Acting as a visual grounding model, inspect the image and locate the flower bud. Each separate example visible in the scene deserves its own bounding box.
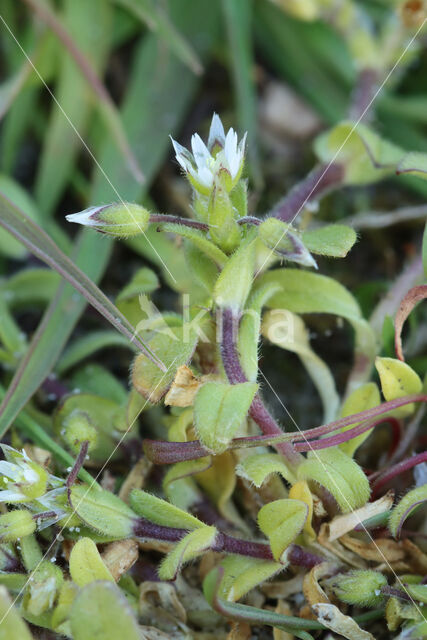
[259,218,317,269]
[208,183,241,253]
[0,510,36,542]
[24,559,63,617]
[66,203,150,238]
[62,411,98,455]
[327,570,387,608]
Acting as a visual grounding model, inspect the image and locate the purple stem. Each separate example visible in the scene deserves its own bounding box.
[144,394,427,465]
[348,68,379,121]
[371,451,427,498]
[380,585,412,602]
[150,214,208,231]
[220,308,301,466]
[294,417,400,452]
[66,441,89,494]
[271,163,344,223]
[133,518,322,565]
[237,216,262,226]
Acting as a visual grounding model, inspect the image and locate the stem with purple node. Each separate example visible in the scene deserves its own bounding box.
[133,517,322,566]
[271,163,344,223]
[220,307,302,467]
[371,451,427,498]
[380,585,412,602]
[150,214,209,231]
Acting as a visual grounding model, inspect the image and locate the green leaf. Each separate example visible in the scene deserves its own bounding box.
[262,309,339,422]
[160,222,228,267]
[1,269,59,307]
[34,0,113,216]
[129,489,205,530]
[69,485,136,538]
[301,224,357,258]
[389,485,427,538]
[158,525,217,580]
[217,555,284,602]
[236,452,296,487]
[339,383,381,456]
[69,581,141,640]
[257,499,308,561]
[69,537,114,587]
[257,268,377,391]
[214,231,257,311]
[194,381,258,453]
[423,223,427,278]
[222,0,261,186]
[314,121,404,185]
[397,151,427,179]
[116,267,159,301]
[0,175,39,259]
[297,448,370,513]
[238,283,281,381]
[375,357,422,417]
[56,331,132,374]
[0,192,162,368]
[113,0,203,75]
[184,240,219,294]
[132,325,198,403]
[0,585,34,640]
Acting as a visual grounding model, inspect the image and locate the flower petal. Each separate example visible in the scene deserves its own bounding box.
[208,113,225,150]
[191,134,211,171]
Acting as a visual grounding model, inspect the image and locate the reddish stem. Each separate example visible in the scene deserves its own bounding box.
[371,451,427,498]
[271,163,344,222]
[294,417,400,452]
[133,517,322,566]
[220,308,301,466]
[150,214,208,231]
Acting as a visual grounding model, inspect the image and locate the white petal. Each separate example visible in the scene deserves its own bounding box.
[23,468,39,484]
[170,137,194,171]
[0,489,26,503]
[0,461,19,481]
[208,113,225,150]
[197,166,214,189]
[224,129,239,177]
[66,207,100,226]
[191,134,211,170]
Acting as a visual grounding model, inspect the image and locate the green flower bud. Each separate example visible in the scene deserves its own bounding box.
[259,218,317,269]
[62,411,97,455]
[23,559,63,617]
[66,203,150,238]
[328,570,387,608]
[208,183,241,253]
[0,510,36,542]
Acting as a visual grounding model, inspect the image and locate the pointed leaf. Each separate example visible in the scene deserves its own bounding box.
[258,499,308,561]
[236,452,296,487]
[69,581,141,640]
[375,357,422,417]
[194,381,258,453]
[301,224,357,258]
[129,489,205,530]
[389,484,427,538]
[158,526,217,580]
[69,537,114,587]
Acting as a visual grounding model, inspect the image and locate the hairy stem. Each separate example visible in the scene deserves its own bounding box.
[271,163,344,223]
[348,68,379,121]
[371,451,427,497]
[150,214,208,230]
[133,517,322,565]
[220,308,302,466]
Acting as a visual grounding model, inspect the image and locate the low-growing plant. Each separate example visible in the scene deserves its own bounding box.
[0,1,427,639]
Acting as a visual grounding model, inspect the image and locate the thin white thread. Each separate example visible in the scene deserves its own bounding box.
[0,13,177,284]
[255,17,427,278]
[0,356,179,624]
[258,368,427,622]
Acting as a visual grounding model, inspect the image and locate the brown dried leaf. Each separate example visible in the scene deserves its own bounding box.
[303,562,338,606]
[119,458,152,503]
[402,538,427,573]
[385,596,421,632]
[327,491,394,542]
[227,622,252,640]
[101,539,139,581]
[139,581,187,632]
[339,535,405,563]
[312,603,375,640]
[395,284,427,361]
[164,365,201,407]
[261,574,304,599]
[317,525,366,568]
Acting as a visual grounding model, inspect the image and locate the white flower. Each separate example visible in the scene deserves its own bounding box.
[171,113,247,194]
[0,446,60,503]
